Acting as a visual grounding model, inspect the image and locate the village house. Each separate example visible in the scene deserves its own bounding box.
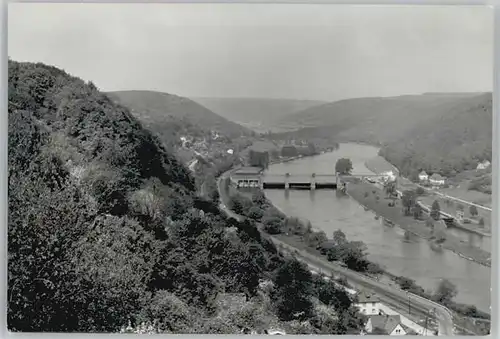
[429,173,445,186]
[476,160,491,170]
[354,292,381,316]
[365,314,407,335]
[418,171,429,182]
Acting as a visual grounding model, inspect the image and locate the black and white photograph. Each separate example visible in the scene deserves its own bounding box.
[7,3,493,335]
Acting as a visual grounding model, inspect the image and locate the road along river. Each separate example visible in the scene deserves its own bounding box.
[263,143,491,313]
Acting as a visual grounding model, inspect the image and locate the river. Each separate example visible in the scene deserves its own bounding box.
[263,143,491,313]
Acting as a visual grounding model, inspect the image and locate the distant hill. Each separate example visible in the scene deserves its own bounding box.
[277,93,484,141]
[107,91,253,138]
[107,91,255,190]
[379,93,492,177]
[273,92,492,176]
[191,97,326,132]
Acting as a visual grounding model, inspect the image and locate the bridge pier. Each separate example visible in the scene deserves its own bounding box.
[311,173,316,190]
[285,172,290,190]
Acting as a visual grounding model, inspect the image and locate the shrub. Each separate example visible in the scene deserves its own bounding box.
[416,187,425,195]
[247,206,264,221]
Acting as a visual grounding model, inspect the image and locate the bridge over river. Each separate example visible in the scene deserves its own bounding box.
[262,173,379,190]
[230,167,381,190]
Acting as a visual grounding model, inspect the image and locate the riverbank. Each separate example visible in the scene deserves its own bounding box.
[365,156,492,236]
[218,161,490,331]
[346,181,491,268]
[264,150,491,268]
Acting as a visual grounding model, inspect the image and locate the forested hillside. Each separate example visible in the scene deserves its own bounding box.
[379,93,492,177]
[274,93,492,176]
[191,97,326,132]
[107,91,255,192]
[107,91,254,138]
[8,60,365,334]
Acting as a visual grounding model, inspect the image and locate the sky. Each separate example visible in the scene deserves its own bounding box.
[8,3,493,101]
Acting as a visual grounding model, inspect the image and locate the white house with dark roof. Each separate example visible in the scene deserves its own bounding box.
[354,292,381,316]
[418,171,429,182]
[429,173,445,186]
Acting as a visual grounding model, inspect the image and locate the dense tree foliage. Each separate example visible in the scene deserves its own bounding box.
[335,158,353,175]
[434,279,458,305]
[469,205,478,217]
[430,200,441,221]
[272,259,314,321]
[8,61,366,334]
[401,190,417,216]
[248,149,270,168]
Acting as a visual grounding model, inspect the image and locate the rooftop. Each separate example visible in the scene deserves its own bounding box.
[356,292,380,304]
[430,173,444,180]
[369,314,402,334]
[233,166,263,175]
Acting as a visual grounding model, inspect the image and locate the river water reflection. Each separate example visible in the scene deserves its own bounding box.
[263,143,491,312]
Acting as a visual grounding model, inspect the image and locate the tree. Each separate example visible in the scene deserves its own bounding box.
[457,204,465,212]
[434,279,457,304]
[228,195,244,215]
[203,175,220,203]
[333,229,347,246]
[469,205,478,217]
[479,217,485,227]
[247,206,264,221]
[416,187,425,195]
[248,149,269,169]
[251,191,267,206]
[401,190,417,216]
[316,279,352,311]
[384,181,397,198]
[273,259,314,321]
[395,276,416,291]
[306,231,328,249]
[335,158,353,175]
[412,203,423,220]
[262,215,283,235]
[281,145,299,158]
[430,200,441,221]
[336,241,368,271]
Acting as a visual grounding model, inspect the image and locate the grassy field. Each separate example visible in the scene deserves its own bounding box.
[440,185,491,208]
[347,182,491,267]
[397,177,492,235]
[366,155,492,234]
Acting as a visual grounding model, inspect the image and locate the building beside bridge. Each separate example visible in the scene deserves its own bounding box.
[230,167,263,188]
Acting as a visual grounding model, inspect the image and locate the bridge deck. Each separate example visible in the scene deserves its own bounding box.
[262,173,377,184]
